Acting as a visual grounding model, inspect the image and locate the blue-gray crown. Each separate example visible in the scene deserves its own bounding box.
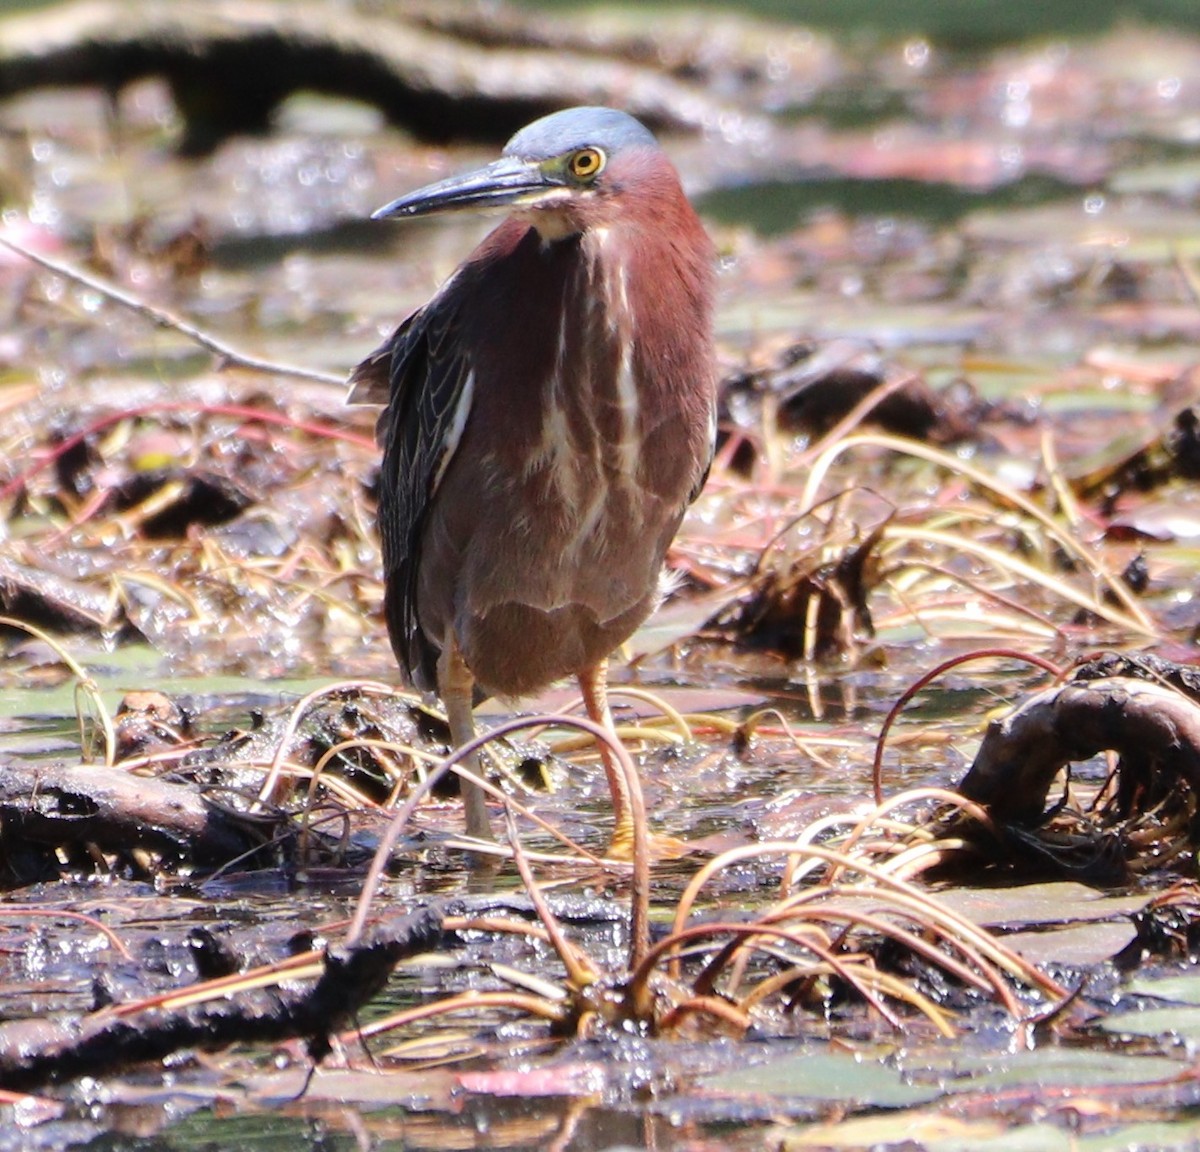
[504,107,659,162]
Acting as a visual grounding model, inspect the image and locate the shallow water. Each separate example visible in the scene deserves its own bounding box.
[4,1,1200,1147]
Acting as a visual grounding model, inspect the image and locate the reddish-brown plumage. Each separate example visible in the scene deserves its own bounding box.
[357,133,715,697]
[350,106,716,851]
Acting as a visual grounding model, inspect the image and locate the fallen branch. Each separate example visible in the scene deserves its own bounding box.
[0,761,259,870]
[0,0,728,149]
[959,672,1200,823]
[0,907,442,1089]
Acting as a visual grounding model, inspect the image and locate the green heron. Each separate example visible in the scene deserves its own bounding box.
[349,107,716,857]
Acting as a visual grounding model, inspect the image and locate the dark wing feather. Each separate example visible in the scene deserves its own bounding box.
[345,344,394,412]
[350,294,474,690]
[687,432,715,507]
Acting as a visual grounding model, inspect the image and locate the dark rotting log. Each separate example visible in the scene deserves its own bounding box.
[0,555,126,636]
[959,668,1200,824]
[0,905,442,1089]
[0,0,733,153]
[0,761,260,868]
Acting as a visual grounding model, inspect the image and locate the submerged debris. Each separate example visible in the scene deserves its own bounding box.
[0,759,261,882]
[946,652,1200,882]
[719,339,988,460]
[0,682,568,888]
[0,905,441,1091]
[709,517,885,662]
[960,652,1200,825]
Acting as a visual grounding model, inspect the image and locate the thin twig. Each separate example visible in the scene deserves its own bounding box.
[504,807,599,989]
[871,649,1063,804]
[801,431,1159,636]
[344,712,650,959]
[0,616,115,766]
[0,234,344,387]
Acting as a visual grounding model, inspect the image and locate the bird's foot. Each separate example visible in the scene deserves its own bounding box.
[604,824,692,863]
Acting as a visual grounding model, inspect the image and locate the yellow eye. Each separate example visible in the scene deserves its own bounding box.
[568,147,605,181]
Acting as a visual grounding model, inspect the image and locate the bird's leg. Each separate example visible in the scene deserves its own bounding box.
[436,641,495,844]
[578,660,637,859]
[579,661,691,863]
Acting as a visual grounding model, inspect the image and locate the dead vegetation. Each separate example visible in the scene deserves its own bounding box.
[6,10,1200,1139]
[4,223,1200,1101]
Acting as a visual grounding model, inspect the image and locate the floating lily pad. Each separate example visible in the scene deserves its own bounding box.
[1126,972,1200,1004]
[702,1045,942,1108]
[777,1113,1200,1151]
[1099,1005,1200,1042]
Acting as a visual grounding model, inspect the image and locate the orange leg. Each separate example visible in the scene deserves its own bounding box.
[437,640,495,846]
[578,659,638,858]
[578,660,691,862]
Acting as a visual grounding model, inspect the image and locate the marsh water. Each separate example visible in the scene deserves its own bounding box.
[4,0,1200,1148]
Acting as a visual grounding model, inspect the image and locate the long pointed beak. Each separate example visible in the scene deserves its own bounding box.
[371,156,564,220]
